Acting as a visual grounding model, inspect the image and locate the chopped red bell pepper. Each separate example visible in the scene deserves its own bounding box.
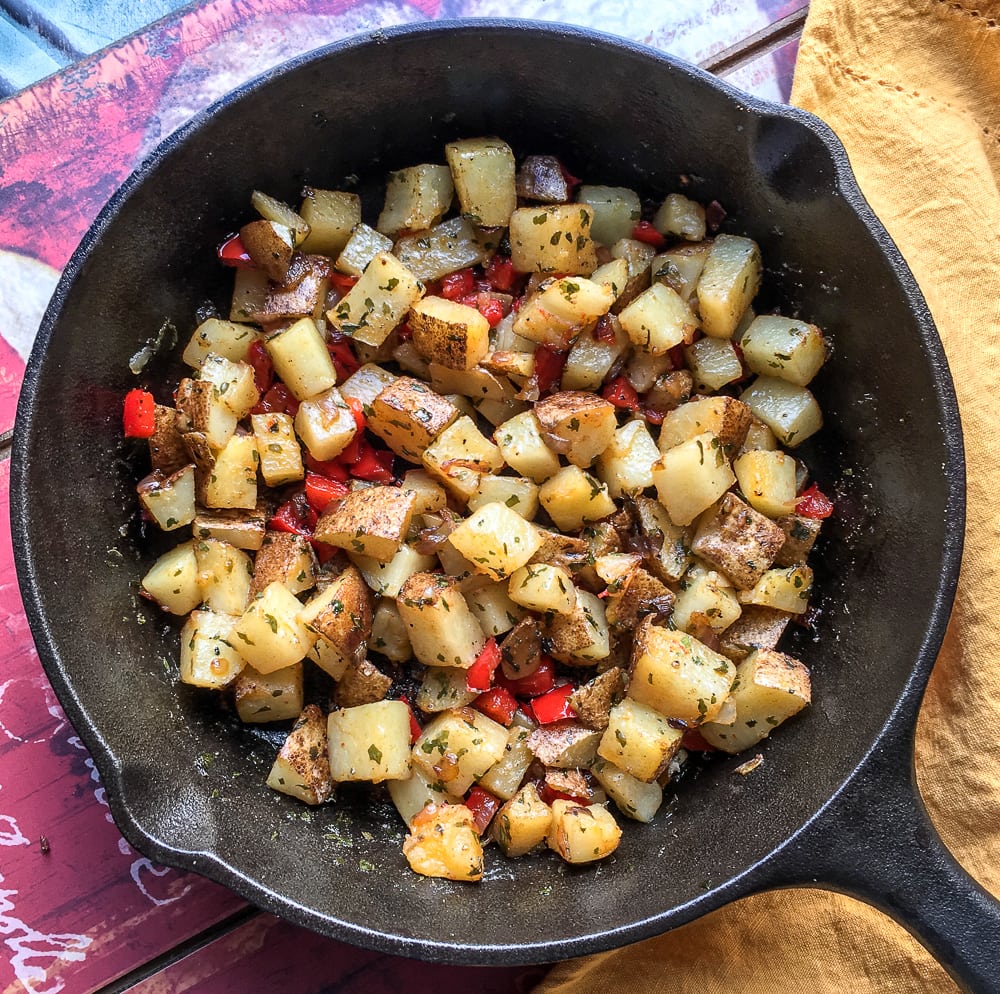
[440,268,476,300]
[497,656,556,698]
[593,314,618,345]
[349,439,395,483]
[397,695,423,743]
[478,295,505,327]
[251,382,299,416]
[305,452,350,481]
[643,407,665,425]
[269,494,317,537]
[396,320,413,342]
[558,160,582,191]
[217,233,255,268]
[472,686,518,727]
[329,270,359,294]
[529,683,576,725]
[601,375,640,411]
[123,388,156,438]
[539,783,592,806]
[796,483,835,519]
[485,254,517,292]
[532,344,568,396]
[681,728,717,752]
[345,396,367,431]
[246,340,275,393]
[631,221,666,249]
[327,338,360,382]
[465,786,502,835]
[466,638,502,693]
[304,472,349,514]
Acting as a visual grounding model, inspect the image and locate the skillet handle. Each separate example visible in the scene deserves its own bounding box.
[769,737,1000,992]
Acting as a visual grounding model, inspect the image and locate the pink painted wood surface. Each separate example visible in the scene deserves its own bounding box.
[0,3,804,993]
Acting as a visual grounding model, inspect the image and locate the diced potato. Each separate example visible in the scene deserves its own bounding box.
[428,361,519,405]
[334,657,392,708]
[175,378,237,451]
[546,800,621,864]
[534,391,617,468]
[596,419,660,498]
[737,565,813,614]
[299,188,361,256]
[182,317,259,368]
[610,237,657,308]
[740,314,827,386]
[561,314,629,391]
[367,376,458,460]
[203,433,258,510]
[251,190,310,245]
[684,336,744,393]
[254,256,330,323]
[396,572,486,668]
[327,252,424,348]
[624,350,673,393]
[249,532,315,599]
[416,665,478,714]
[619,283,698,354]
[651,240,713,304]
[577,185,642,246]
[653,193,707,241]
[516,154,572,202]
[448,502,542,582]
[335,222,394,276]
[141,541,201,615]
[409,296,490,371]
[539,465,617,532]
[229,268,270,323]
[266,705,334,804]
[492,783,553,856]
[314,486,417,562]
[327,700,412,782]
[421,415,503,501]
[568,667,627,730]
[739,417,780,455]
[597,698,684,782]
[542,589,610,662]
[528,723,602,767]
[508,563,577,615]
[603,567,674,633]
[508,204,598,275]
[632,496,693,584]
[591,758,663,823]
[495,411,561,484]
[652,432,736,527]
[398,470,448,515]
[629,619,736,725]
[403,802,483,881]
[307,635,350,681]
[658,396,753,455]
[411,707,508,796]
[264,317,337,401]
[774,513,822,567]
[468,475,539,521]
[298,565,372,671]
[239,219,294,281]
[230,580,316,674]
[148,404,189,475]
[377,164,454,236]
[690,492,786,590]
[512,277,615,348]
[671,565,742,635]
[718,605,792,662]
[198,354,259,418]
[369,599,412,662]
[393,216,489,282]
[338,362,397,414]
[740,375,823,448]
[179,610,244,688]
[589,258,631,303]
[195,538,252,616]
[445,136,516,228]
[697,234,762,339]
[477,724,535,801]
[252,412,304,487]
[462,575,525,636]
[234,663,304,724]
[351,543,436,597]
[699,649,811,753]
[294,385,358,462]
[733,449,797,518]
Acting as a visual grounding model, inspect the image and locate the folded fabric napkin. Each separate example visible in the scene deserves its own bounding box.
[535,1,1000,990]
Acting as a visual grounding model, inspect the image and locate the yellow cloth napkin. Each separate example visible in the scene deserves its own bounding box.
[535,1,1000,990]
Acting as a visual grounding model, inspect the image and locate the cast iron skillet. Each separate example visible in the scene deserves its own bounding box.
[11,19,999,990]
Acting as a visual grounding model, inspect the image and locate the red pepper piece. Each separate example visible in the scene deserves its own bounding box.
[251,382,299,416]
[558,160,582,191]
[477,295,505,328]
[345,396,367,431]
[485,254,517,292]
[472,686,518,727]
[304,472,349,514]
[440,268,476,300]
[397,695,423,743]
[123,389,156,438]
[327,339,360,382]
[246,340,275,394]
[601,375,640,411]
[532,344,568,396]
[349,438,395,483]
[796,482,835,519]
[269,495,316,537]
[631,220,667,249]
[529,683,576,725]
[329,270,359,294]
[681,728,717,752]
[465,786,502,835]
[466,637,502,693]
[396,321,413,342]
[539,783,592,806]
[592,314,617,345]
[497,656,556,698]
[217,233,255,268]
[305,452,349,481]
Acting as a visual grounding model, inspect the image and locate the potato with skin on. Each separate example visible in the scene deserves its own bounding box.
[179,610,244,688]
[445,137,516,228]
[508,204,598,275]
[141,541,200,615]
[671,564,742,636]
[264,317,337,402]
[527,723,603,769]
[411,707,509,796]
[367,376,458,461]
[234,663,304,724]
[327,699,412,783]
[239,219,294,281]
[251,189,310,245]
[539,465,617,532]
[652,432,736,527]
[651,240,713,304]
[299,188,361,257]
[495,411,561,484]
[492,784,553,857]
[255,254,331,323]
[604,567,675,633]
[512,277,615,348]
[231,580,317,674]
[598,697,685,783]
[198,354,260,419]
[547,800,622,864]
[630,618,737,725]
[408,296,490,371]
[774,513,823,566]
[697,233,762,339]
[420,415,503,502]
[314,486,418,562]
[541,589,610,663]
[175,377,237,451]
[569,666,628,731]
[534,391,617,468]
[251,411,304,487]
[618,282,699,354]
[396,572,486,669]
[690,492,786,591]
[294,385,358,462]
[403,802,484,882]
[719,605,792,662]
[698,648,811,753]
[658,396,753,455]
[631,496,693,584]
[334,657,393,708]
[516,154,572,203]
[737,565,813,614]
[448,501,542,581]
[250,532,315,599]
[297,565,372,670]
[377,164,454,237]
[266,705,334,805]
[148,405,190,475]
[137,464,196,531]
[476,724,535,801]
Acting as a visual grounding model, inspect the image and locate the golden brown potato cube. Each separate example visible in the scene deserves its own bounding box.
[718,605,792,662]
[509,204,598,275]
[604,567,675,632]
[733,449,797,519]
[534,391,617,468]
[179,610,244,688]
[396,572,486,668]
[229,268,271,323]
[596,419,660,498]
[182,317,260,368]
[137,464,197,532]
[393,216,489,283]
[338,362,397,414]
[495,411,561,483]
[618,282,698,355]
[297,565,372,669]
[653,193,707,242]
[658,396,753,456]
[334,657,393,708]
[774,513,823,566]
[149,405,190,474]
[377,164,454,237]
[468,475,539,521]
[295,385,358,462]
[399,469,448,515]
[231,582,316,674]
[408,296,490,371]
[367,376,459,460]
[492,783,553,857]
[546,800,621,864]
[449,501,543,581]
[739,375,823,449]
[411,708,510,798]
[651,240,712,304]
[251,411,304,487]
[696,234,762,339]
[598,698,684,783]
[403,802,484,881]
[699,648,811,753]
[632,496,693,584]
[591,757,663,823]
[538,465,616,532]
[690,492,786,590]
[421,415,503,501]
[609,237,657,310]
[299,188,362,257]
[671,563,742,635]
[512,277,615,348]
[266,704,334,805]
[239,219,294,282]
[335,222,394,277]
[445,136,516,228]
[369,598,412,663]
[527,723,603,768]
[740,314,827,387]
[737,565,813,614]
[251,189,310,245]
[651,432,736,527]
[541,589,610,663]
[327,699,412,783]
[313,486,417,562]
[264,316,337,402]
[569,666,628,731]
[142,541,201,615]
[175,377,237,451]
[508,563,576,614]
[195,538,253,616]
[254,255,331,322]
[250,532,316,599]
[684,336,744,393]
[234,663,305,724]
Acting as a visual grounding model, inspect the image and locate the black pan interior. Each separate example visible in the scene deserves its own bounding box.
[12,22,960,962]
